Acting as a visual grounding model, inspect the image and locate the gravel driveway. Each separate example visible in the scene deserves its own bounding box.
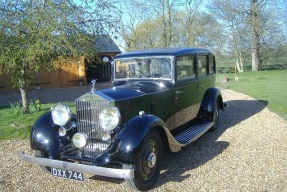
[0,89,287,191]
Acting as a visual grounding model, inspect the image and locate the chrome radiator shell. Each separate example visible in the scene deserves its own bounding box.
[71,92,114,158]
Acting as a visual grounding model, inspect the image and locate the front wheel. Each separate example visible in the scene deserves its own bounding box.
[123,130,163,191]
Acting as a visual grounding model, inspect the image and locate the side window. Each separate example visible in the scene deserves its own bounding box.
[176,55,195,81]
[197,55,207,78]
[209,54,215,74]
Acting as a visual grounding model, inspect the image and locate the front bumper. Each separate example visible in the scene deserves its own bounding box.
[18,151,134,179]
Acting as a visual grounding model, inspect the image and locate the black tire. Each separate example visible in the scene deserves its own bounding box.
[35,150,51,173]
[210,100,219,131]
[123,130,163,191]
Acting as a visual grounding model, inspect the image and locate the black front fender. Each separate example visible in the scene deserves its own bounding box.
[30,112,70,158]
[112,114,166,164]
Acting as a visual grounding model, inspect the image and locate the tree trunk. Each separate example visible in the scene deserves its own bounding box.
[251,0,260,71]
[234,48,243,72]
[18,69,30,114]
[239,51,244,72]
[235,49,241,72]
[20,87,29,114]
[251,43,260,71]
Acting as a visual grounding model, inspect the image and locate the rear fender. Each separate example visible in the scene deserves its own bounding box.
[198,87,224,121]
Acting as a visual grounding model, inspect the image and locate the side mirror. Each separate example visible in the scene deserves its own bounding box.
[103,57,110,63]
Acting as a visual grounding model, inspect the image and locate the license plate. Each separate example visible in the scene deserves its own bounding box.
[51,167,84,181]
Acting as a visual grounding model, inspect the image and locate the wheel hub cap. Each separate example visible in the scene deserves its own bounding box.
[147,152,156,168]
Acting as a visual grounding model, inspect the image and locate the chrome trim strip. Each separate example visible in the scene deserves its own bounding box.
[18,151,134,179]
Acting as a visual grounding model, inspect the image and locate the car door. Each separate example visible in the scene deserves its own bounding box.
[197,54,214,102]
[174,55,198,129]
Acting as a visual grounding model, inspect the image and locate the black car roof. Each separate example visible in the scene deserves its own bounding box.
[114,47,212,59]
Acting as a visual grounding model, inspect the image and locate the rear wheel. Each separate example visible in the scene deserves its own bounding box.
[124,130,163,191]
[210,100,219,131]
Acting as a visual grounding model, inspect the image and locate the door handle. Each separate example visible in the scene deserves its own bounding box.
[176,91,183,94]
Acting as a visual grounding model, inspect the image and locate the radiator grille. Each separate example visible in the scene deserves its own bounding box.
[75,98,110,158]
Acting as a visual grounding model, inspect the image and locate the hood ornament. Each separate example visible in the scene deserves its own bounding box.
[91,79,97,92]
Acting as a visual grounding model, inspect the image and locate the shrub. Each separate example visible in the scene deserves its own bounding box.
[10,101,22,115]
[29,99,41,113]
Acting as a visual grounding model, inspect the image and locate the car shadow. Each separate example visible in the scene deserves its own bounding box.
[90,99,268,189]
[155,99,268,187]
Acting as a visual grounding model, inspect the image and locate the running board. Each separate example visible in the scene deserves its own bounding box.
[174,121,214,144]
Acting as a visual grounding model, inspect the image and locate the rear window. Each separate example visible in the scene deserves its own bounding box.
[209,54,215,74]
[176,55,195,81]
[197,55,208,78]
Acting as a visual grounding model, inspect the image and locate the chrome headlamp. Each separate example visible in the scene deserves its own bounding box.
[99,107,121,131]
[51,103,72,126]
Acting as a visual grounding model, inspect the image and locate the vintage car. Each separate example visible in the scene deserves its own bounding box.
[19,47,225,191]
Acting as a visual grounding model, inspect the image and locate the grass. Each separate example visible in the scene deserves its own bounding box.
[216,70,287,120]
[0,102,75,140]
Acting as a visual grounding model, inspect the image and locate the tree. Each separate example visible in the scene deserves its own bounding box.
[250,0,261,71]
[142,0,184,47]
[120,0,220,50]
[127,18,164,49]
[117,0,287,70]
[181,0,203,46]
[0,0,119,113]
[208,0,286,72]
[180,12,221,50]
[116,0,151,51]
[208,0,248,72]
[247,0,284,71]
[118,0,184,49]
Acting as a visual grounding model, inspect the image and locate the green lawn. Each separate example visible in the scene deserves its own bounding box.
[216,70,287,120]
[0,102,75,140]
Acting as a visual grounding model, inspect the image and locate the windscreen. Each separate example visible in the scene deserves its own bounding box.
[114,57,172,80]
